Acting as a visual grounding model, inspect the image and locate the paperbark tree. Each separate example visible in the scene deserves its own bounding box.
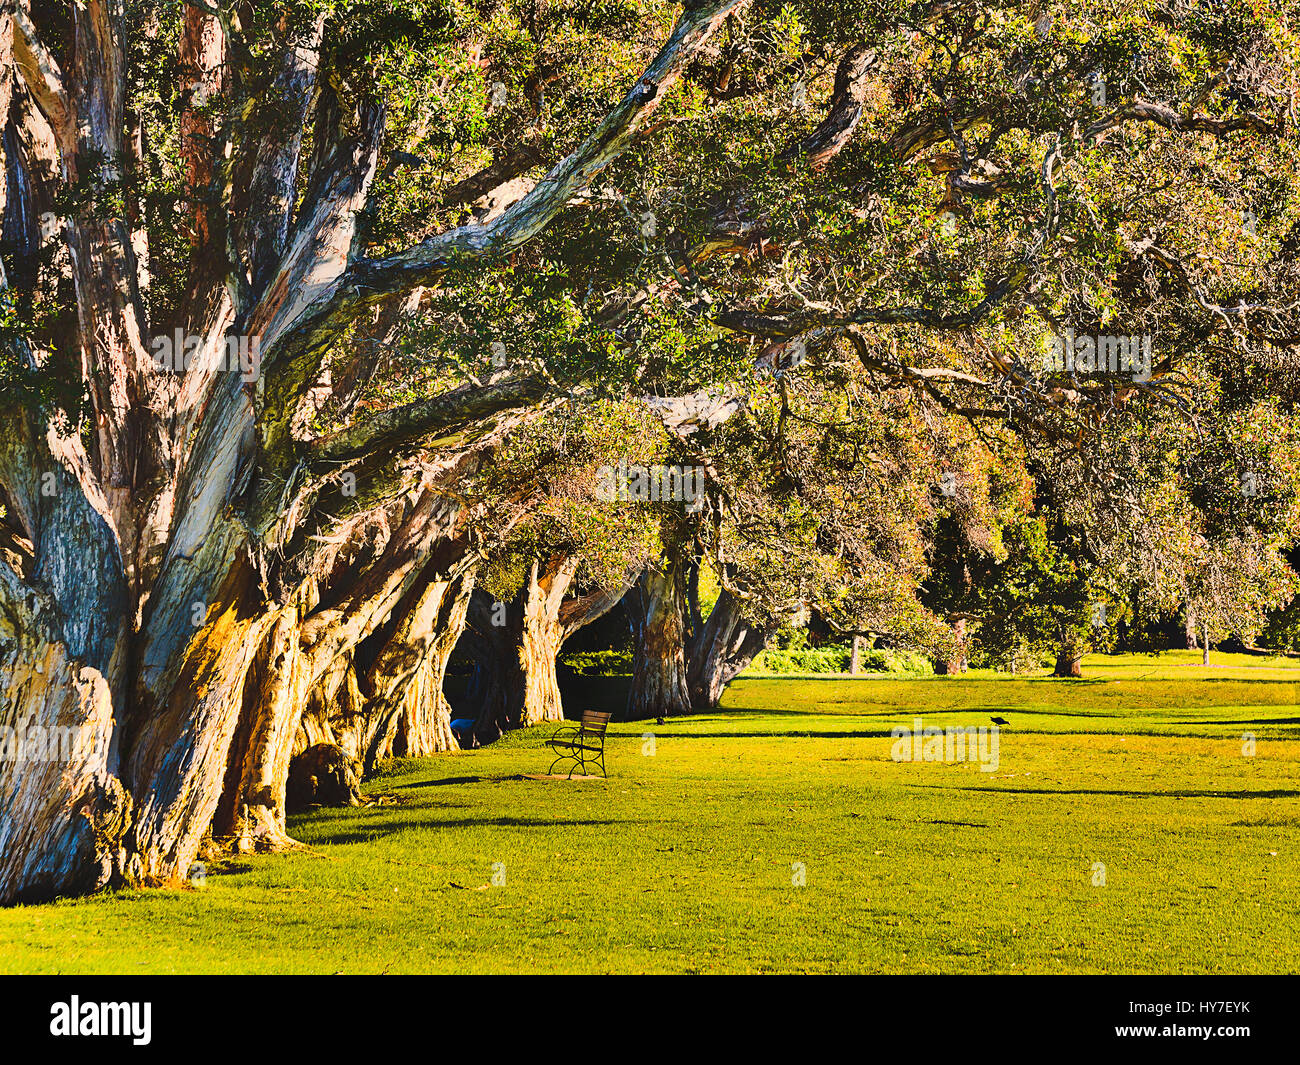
[2,0,1295,906]
[0,0,747,903]
[366,568,477,760]
[685,587,766,708]
[285,559,476,804]
[627,555,692,719]
[467,555,637,740]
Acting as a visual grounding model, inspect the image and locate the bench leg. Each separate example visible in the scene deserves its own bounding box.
[549,753,578,777]
[547,746,603,778]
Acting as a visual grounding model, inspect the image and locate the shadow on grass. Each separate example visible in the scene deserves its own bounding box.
[636,724,1299,740]
[682,706,894,717]
[735,675,1122,685]
[908,784,1300,799]
[729,676,1298,688]
[965,706,1126,719]
[307,816,634,846]
[711,704,1133,719]
[643,730,902,740]
[392,772,621,789]
[705,706,1099,719]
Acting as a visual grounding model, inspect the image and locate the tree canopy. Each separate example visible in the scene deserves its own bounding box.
[2,0,1299,904]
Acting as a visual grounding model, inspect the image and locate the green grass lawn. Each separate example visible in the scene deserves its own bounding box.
[2,651,1297,973]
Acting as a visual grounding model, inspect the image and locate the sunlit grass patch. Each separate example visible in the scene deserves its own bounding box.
[0,656,1296,973]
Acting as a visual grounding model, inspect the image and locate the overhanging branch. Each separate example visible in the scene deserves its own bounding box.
[307,374,551,467]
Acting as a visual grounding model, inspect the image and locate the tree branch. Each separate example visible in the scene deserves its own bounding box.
[307,374,550,467]
[9,3,70,136]
[276,0,750,356]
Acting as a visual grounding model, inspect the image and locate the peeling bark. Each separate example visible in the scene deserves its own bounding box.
[628,558,692,720]
[686,588,765,709]
[0,0,768,904]
[365,567,476,761]
[516,556,580,728]
[0,566,128,903]
[466,556,635,739]
[219,606,314,853]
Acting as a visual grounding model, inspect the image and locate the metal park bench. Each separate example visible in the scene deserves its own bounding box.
[546,710,612,778]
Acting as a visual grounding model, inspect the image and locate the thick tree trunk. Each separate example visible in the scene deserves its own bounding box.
[0,0,758,905]
[467,556,636,739]
[0,571,130,903]
[0,410,133,902]
[850,635,863,675]
[298,656,366,758]
[127,549,286,878]
[1202,622,1210,666]
[1053,629,1083,678]
[517,557,580,727]
[1053,649,1083,677]
[466,591,524,743]
[685,588,766,709]
[366,569,476,760]
[628,559,692,719]
[934,617,968,675]
[211,504,474,844]
[217,607,314,854]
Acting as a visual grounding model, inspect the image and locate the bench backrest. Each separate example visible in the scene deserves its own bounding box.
[579,710,613,737]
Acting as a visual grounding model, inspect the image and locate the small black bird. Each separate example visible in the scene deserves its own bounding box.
[990,716,1010,726]
[656,717,665,726]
